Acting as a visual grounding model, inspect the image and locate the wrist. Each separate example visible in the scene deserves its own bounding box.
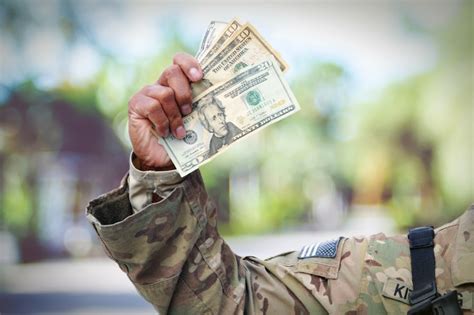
[133,154,175,172]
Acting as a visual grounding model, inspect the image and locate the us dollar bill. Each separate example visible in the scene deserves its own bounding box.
[192,23,288,97]
[195,20,228,59]
[159,57,300,176]
[198,18,242,64]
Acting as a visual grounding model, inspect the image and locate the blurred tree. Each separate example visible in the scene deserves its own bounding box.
[342,1,473,227]
[0,83,129,261]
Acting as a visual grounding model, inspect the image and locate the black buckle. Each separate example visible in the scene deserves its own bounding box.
[431,291,462,315]
[408,296,436,315]
[408,291,462,315]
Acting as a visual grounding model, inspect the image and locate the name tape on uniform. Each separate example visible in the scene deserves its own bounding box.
[459,291,473,311]
[298,238,342,259]
[382,278,473,310]
[382,279,412,304]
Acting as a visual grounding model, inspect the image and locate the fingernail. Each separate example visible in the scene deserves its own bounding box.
[189,67,202,81]
[176,126,186,139]
[182,104,192,115]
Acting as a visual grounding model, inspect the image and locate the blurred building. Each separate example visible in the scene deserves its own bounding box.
[0,88,128,262]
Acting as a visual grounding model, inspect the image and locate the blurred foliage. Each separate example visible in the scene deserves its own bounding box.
[0,0,472,246]
[344,4,473,227]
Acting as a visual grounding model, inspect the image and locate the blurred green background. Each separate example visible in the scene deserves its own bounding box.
[0,0,472,264]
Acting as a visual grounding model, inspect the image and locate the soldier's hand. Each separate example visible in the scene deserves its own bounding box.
[128,53,202,170]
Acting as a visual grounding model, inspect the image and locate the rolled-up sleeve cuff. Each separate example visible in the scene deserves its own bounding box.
[128,152,185,212]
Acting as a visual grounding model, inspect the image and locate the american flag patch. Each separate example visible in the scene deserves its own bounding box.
[298,237,342,259]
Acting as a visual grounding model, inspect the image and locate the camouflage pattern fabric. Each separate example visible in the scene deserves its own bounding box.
[86,158,474,314]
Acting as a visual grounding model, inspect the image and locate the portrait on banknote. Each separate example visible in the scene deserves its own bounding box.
[197,95,243,157]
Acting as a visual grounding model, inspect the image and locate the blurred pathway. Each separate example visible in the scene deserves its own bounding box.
[0,207,395,314]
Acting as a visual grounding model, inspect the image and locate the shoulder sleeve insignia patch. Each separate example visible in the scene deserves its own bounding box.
[298,237,342,259]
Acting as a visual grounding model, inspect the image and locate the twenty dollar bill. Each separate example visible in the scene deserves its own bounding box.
[160,57,300,176]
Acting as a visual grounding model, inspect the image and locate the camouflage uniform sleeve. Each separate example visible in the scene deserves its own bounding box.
[86,154,249,314]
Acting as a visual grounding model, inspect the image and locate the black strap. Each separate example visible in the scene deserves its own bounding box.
[407,226,463,315]
[408,227,438,306]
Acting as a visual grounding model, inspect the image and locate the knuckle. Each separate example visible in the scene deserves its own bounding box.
[173,52,195,66]
[140,84,151,95]
[127,102,135,115]
[141,84,154,95]
[128,91,142,107]
[180,89,192,103]
[172,52,185,64]
[128,95,143,116]
[171,117,183,128]
[159,87,175,103]
[167,107,181,120]
[164,64,180,80]
[157,121,169,134]
[128,96,135,109]
[145,100,159,116]
[155,113,168,125]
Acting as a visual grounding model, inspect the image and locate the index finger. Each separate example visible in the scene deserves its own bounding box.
[173,52,203,82]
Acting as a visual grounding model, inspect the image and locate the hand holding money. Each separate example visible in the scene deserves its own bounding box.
[127,53,202,170]
[128,20,300,174]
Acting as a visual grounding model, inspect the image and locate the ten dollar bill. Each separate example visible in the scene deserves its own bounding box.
[192,23,288,97]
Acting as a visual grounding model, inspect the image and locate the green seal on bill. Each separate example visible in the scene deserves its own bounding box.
[184,130,198,144]
[246,90,262,106]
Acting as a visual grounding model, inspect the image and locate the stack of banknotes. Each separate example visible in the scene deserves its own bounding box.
[159,19,300,176]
